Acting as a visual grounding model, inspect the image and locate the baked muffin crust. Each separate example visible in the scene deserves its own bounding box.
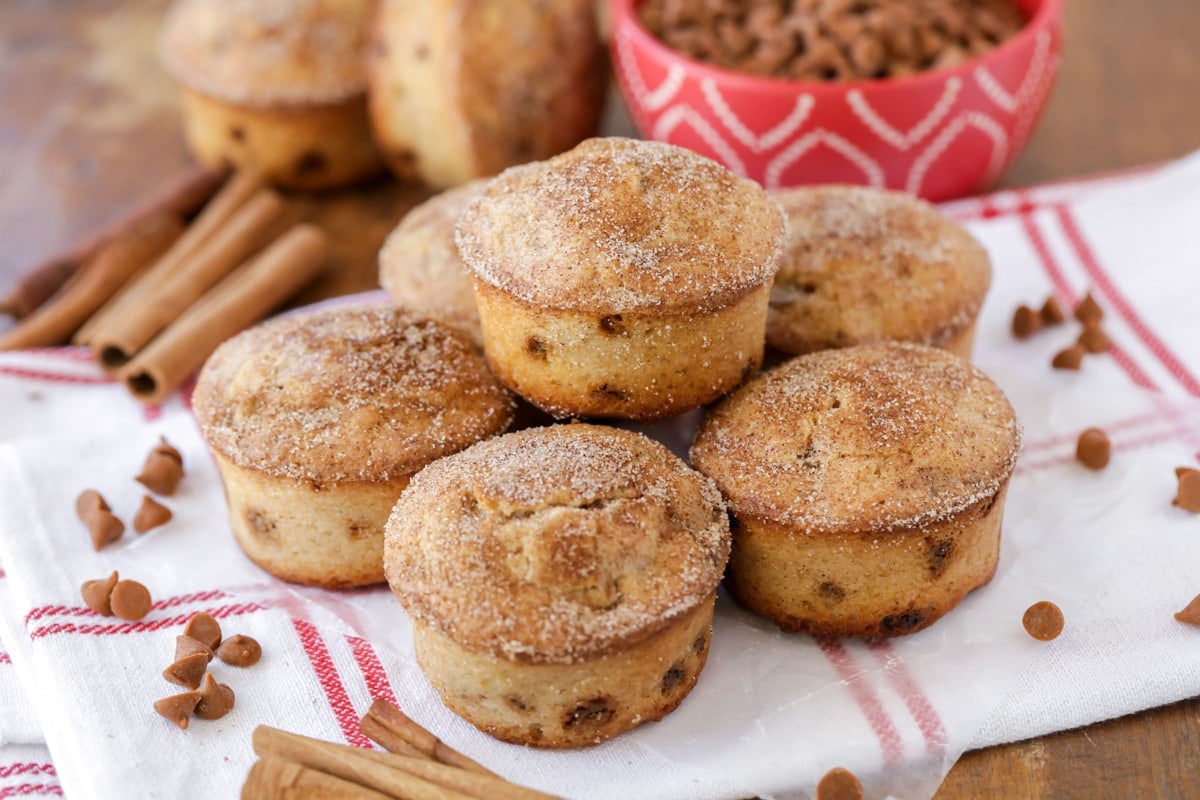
[385,424,730,664]
[766,185,991,355]
[159,0,373,107]
[457,137,787,315]
[194,305,514,485]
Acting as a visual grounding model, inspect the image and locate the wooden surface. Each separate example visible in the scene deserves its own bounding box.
[3,1,1200,798]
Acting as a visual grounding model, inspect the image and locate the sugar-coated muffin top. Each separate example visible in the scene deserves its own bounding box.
[766,185,992,353]
[385,424,730,664]
[159,0,373,106]
[692,342,1020,533]
[456,137,787,314]
[193,304,514,484]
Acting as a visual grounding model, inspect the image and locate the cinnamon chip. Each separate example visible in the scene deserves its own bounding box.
[1174,467,1200,513]
[1040,296,1066,325]
[216,634,262,667]
[136,437,185,496]
[817,767,863,800]
[80,571,119,616]
[1011,304,1041,340]
[154,690,202,730]
[1075,428,1111,470]
[133,495,173,533]
[76,489,124,550]
[1077,324,1111,354]
[1074,292,1104,325]
[110,579,152,621]
[1174,594,1200,626]
[1051,344,1085,371]
[183,612,222,650]
[1022,600,1064,641]
[175,634,214,663]
[195,673,235,720]
[163,651,209,690]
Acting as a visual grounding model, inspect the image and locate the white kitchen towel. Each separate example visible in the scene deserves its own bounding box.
[1,153,1199,799]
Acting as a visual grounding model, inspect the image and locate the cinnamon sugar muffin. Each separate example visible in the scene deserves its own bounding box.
[159,0,383,190]
[385,424,730,747]
[456,137,787,422]
[766,185,991,358]
[193,305,513,589]
[367,0,606,189]
[691,342,1019,637]
[378,179,488,346]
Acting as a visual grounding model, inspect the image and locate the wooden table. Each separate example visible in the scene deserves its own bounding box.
[3,1,1200,798]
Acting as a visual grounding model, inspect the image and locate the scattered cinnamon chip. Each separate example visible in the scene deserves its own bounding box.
[1011,304,1041,339]
[183,612,222,650]
[1022,600,1064,641]
[75,489,108,518]
[136,437,185,496]
[1051,344,1085,371]
[1174,467,1200,513]
[195,673,235,720]
[817,767,863,800]
[1078,324,1111,354]
[154,690,202,730]
[80,571,119,616]
[163,651,209,690]
[76,489,124,550]
[175,634,214,663]
[216,634,262,667]
[1040,296,1066,325]
[110,579,152,621]
[1174,594,1200,626]
[1074,292,1103,325]
[133,495,173,533]
[1075,428,1111,470]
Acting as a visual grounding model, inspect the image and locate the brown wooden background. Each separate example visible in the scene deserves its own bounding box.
[2,1,1200,797]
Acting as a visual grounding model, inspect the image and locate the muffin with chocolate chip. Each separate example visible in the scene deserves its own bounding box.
[159,0,383,190]
[691,342,1020,637]
[766,185,991,358]
[193,305,513,588]
[456,137,787,421]
[385,423,730,747]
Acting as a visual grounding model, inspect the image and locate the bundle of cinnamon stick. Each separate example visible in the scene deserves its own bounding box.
[244,700,560,800]
[0,167,329,405]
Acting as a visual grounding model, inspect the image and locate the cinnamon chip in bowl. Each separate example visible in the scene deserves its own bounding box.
[1022,600,1064,641]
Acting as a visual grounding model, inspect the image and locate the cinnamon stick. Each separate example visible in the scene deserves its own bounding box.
[252,727,477,800]
[361,700,494,777]
[0,165,223,320]
[92,189,286,370]
[351,749,560,800]
[0,214,183,351]
[119,224,328,405]
[75,169,262,346]
[242,756,394,800]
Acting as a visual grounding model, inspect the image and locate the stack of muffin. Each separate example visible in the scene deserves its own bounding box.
[195,136,1019,749]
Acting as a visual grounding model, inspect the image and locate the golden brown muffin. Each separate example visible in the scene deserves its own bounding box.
[193,305,514,589]
[378,179,488,346]
[456,137,787,422]
[385,423,730,748]
[159,0,383,190]
[691,342,1020,638]
[766,185,992,358]
[366,0,607,189]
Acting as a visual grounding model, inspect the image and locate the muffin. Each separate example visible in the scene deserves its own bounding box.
[378,179,488,346]
[159,0,383,190]
[385,424,730,748]
[765,185,992,358]
[691,342,1020,638]
[193,305,514,589]
[456,137,787,422]
[367,0,607,189]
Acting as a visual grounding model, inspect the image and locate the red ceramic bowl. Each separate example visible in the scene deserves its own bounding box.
[611,0,1063,201]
